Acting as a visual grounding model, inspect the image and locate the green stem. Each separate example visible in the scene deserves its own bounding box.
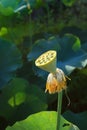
[56,91,63,130]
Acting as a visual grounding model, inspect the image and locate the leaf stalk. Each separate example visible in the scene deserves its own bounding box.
[56,91,63,130]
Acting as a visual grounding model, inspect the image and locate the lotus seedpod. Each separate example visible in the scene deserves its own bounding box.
[35,50,57,73]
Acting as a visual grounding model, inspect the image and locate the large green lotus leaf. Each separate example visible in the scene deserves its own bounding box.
[0,0,20,15]
[61,0,76,7]
[82,42,87,52]
[28,36,60,61]
[60,27,87,43]
[0,78,47,123]
[6,111,80,130]
[27,34,87,77]
[0,39,22,88]
[57,34,87,74]
[63,111,87,130]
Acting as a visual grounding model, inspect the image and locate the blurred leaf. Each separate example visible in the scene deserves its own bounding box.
[27,34,87,77]
[27,0,36,7]
[60,27,87,43]
[61,0,76,7]
[65,68,87,112]
[14,0,43,12]
[58,34,87,74]
[0,27,8,36]
[63,111,87,130]
[79,68,87,75]
[27,0,51,8]
[0,4,13,16]
[28,36,60,61]
[28,36,60,77]
[82,42,87,52]
[0,78,47,123]
[15,0,54,12]
[0,38,22,88]
[6,111,80,130]
[81,0,87,3]
[0,0,20,15]
[65,34,81,51]
[0,0,19,8]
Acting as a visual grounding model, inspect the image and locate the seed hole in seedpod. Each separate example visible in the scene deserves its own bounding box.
[39,61,43,64]
[47,57,50,60]
[43,60,46,63]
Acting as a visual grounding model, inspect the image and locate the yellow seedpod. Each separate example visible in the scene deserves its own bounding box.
[35,50,57,73]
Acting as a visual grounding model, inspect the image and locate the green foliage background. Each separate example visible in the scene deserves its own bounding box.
[0,0,87,130]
